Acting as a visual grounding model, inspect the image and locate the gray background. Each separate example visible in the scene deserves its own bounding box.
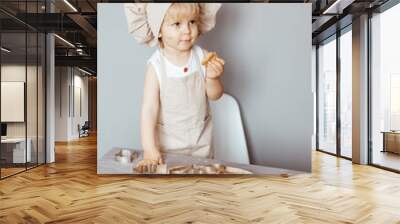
[98,3,313,172]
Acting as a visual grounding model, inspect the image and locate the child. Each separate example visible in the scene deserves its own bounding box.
[124,3,224,173]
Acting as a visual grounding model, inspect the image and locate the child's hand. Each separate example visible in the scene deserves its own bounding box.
[135,149,164,173]
[205,54,225,80]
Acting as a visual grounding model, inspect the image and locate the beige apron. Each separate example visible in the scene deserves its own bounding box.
[157,49,213,158]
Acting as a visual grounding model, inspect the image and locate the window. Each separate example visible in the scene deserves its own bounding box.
[371,2,400,171]
[318,36,337,155]
[340,28,352,158]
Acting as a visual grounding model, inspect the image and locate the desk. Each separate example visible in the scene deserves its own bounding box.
[382,131,400,154]
[1,138,31,163]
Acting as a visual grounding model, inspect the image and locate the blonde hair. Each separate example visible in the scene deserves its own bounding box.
[158,3,200,48]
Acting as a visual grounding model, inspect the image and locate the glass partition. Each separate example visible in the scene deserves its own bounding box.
[27,31,38,169]
[38,32,45,165]
[0,1,46,179]
[0,31,28,177]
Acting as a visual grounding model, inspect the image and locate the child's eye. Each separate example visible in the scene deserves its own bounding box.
[173,22,180,27]
[190,20,196,24]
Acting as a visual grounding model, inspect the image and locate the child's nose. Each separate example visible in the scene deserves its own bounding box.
[181,23,191,34]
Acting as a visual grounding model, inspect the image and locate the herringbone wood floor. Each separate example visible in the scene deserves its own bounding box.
[1,134,400,224]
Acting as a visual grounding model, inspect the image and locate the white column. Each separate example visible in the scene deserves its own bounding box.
[45,0,56,163]
[46,32,55,163]
[352,14,369,164]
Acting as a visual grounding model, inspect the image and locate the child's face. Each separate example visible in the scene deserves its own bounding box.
[159,4,200,51]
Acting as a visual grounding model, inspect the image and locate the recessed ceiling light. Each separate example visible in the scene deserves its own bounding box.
[322,0,354,15]
[54,34,75,48]
[78,67,93,76]
[63,0,78,12]
[1,47,11,53]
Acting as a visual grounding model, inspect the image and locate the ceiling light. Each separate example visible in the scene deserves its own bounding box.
[78,67,93,76]
[1,47,11,53]
[63,0,78,12]
[322,0,355,15]
[54,34,75,48]
[323,0,341,14]
[76,48,85,55]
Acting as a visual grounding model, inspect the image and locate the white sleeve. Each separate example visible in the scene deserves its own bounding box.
[146,54,162,87]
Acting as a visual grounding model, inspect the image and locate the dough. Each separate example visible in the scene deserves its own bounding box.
[201,52,217,66]
[115,149,137,164]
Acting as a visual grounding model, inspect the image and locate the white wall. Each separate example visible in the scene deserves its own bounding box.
[55,67,89,141]
[1,65,37,138]
[55,67,69,141]
[98,3,313,172]
[72,72,89,138]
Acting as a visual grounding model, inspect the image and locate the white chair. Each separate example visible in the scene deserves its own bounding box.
[209,93,250,164]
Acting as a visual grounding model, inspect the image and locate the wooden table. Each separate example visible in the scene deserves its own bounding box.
[98,148,301,175]
[381,131,400,154]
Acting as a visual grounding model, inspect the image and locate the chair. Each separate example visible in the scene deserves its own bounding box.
[209,93,250,164]
[79,121,90,138]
